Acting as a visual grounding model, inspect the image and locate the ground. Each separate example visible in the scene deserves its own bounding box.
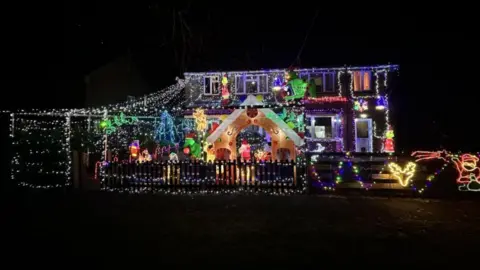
[2,190,480,266]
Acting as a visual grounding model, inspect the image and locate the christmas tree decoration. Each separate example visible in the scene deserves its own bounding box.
[155,110,181,144]
[388,162,416,187]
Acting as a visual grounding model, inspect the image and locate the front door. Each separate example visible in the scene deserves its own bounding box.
[355,119,372,152]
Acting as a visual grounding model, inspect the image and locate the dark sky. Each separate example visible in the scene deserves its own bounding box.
[3,2,477,151]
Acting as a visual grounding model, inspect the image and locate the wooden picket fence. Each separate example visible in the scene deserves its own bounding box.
[100,160,305,193]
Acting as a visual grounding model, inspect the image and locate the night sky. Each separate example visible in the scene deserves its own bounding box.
[3,3,477,151]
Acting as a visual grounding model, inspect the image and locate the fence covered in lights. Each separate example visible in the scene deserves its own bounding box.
[6,68,480,195]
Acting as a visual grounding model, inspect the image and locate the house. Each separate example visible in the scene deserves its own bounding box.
[183,65,399,154]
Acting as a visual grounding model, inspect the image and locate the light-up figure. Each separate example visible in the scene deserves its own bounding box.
[383,126,394,153]
[129,140,140,161]
[204,142,216,162]
[283,69,316,101]
[183,133,202,159]
[411,151,480,191]
[139,149,152,163]
[388,162,416,187]
[221,74,230,106]
[452,154,480,191]
[313,143,325,153]
[238,139,251,161]
[193,108,207,133]
[169,152,179,161]
[254,149,269,161]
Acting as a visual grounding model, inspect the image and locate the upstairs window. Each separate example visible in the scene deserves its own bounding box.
[204,76,220,95]
[235,75,268,94]
[310,72,336,92]
[353,71,371,91]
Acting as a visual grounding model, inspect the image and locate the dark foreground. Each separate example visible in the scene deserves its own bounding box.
[2,190,480,266]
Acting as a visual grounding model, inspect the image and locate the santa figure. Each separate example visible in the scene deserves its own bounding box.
[238,139,251,161]
[221,74,230,106]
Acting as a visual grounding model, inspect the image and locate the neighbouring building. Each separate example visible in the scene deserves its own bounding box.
[85,54,151,107]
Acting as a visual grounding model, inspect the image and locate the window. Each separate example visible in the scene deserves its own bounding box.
[353,71,371,91]
[356,121,369,138]
[307,117,332,139]
[235,75,268,94]
[204,76,220,95]
[310,73,336,92]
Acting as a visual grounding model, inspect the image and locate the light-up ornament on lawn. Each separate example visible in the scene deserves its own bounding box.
[452,154,480,191]
[254,149,269,161]
[383,126,395,153]
[203,142,216,162]
[169,152,179,161]
[312,143,325,153]
[388,162,416,187]
[183,133,201,159]
[238,139,251,161]
[129,140,140,160]
[139,149,152,163]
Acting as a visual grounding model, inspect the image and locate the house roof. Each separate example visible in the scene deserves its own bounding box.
[184,64,399,76]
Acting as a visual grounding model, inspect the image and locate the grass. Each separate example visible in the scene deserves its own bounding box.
[2,190,480,266]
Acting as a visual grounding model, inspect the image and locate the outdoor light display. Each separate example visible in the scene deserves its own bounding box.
[16,64,480,197]
[412,151,480,192]
[129,140,140,159]
[388,162,417,187]
[383,126,395,153]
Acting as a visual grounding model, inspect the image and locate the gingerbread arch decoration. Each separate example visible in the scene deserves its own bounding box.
[206,95,304,161]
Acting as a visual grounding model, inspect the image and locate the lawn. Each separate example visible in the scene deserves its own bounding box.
[2,190,479,266]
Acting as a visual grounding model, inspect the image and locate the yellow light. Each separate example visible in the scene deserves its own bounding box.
[193,108,207,132]
[375,105,385,110]
[360,113,367,118]
[388,162,416,187]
